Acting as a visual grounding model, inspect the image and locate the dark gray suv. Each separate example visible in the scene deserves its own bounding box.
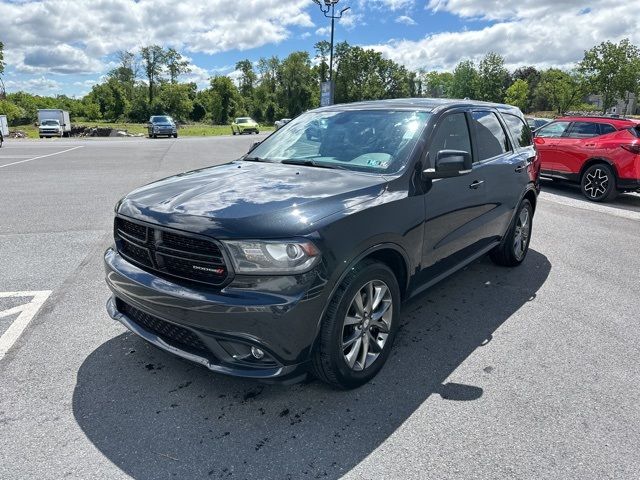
[105,98,540,389]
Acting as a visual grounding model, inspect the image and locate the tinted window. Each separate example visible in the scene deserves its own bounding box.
[471,111,509,160]
[503,113,533,148]
[599,123,616,135]
[429,113,472,158]
[537,121,570,138]
[567,122,599,138]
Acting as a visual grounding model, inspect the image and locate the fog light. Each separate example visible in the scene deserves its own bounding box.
[251,346,265,360]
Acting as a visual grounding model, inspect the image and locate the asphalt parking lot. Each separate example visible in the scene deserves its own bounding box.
[1,136,639,479]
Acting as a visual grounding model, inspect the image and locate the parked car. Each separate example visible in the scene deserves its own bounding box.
[231,117,259,135]
[105,98,540,389]
[274,118,292,130]
[0,115,8,148]
[534,116,640,201]
[148,115,178,138]
[38,109,71,138]
[526,117,551,132]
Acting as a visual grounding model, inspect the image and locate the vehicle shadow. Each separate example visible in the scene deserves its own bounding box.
[73,250,551,479]
[541,178,640,213]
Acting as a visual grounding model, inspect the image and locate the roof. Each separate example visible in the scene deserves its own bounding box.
[555,116,639,127]
[317,98,523,115]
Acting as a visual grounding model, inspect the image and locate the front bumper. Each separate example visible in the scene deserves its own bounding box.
[104,248,328,381]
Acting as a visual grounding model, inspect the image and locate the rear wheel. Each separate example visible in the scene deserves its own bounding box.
[581,163,618,202]
[490,199,533,267]
[311,260,400,389]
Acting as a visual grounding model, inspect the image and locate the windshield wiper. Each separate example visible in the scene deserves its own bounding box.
[244,156,268,162]
[281,159,348,170]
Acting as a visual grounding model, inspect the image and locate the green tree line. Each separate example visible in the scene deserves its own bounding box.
[0,39,639,127]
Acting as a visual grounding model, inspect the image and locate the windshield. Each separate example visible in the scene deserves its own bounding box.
[236,118,252,124]
[41,120,60,126]
[151,116,172,123]
[249,109,431,174]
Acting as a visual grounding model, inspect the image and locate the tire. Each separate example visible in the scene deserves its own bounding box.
[581,163,618,202]
[153,133,157,139]
[256,130,260,134]
[173,133,178,138]
[490,199,533,267]
[0,134,3,148]
[232,129,236,135]
[311,260,401,389]
[40,135,43,139]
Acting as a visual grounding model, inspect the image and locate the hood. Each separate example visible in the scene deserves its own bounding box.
[118,161,387,238]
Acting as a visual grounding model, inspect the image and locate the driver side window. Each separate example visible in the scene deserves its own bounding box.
[430,113,472,163]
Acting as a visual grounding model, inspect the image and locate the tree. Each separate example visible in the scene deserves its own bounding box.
[579,39,640,114]
[108,50,137,102]
[154,83,194,121]
[0,40,4,77]
[535,69,585,114]
[208,76,240,124]
[140,45,166,103]
[475,52,510,102]
[504,79,529,111]
[422,71,453,98]
[450,60,478,99]
[314,41,331,83]
[235,59,257,98]
[277,51,315,117]
[88,78,129,120]
[165,48,190,84]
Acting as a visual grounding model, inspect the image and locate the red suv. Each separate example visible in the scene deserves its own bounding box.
[534,116,640,201]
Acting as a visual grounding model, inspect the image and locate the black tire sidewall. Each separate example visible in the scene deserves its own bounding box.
[324,263,401,388]
[581,164,616,202]
[504,199,533,265]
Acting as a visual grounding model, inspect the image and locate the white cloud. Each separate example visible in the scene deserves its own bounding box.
[367,1,640,71]
[0,0,313,71]
[316,26,331,37]
[395,15,417,25]
[363,0,415,11]
[4,77,63,94]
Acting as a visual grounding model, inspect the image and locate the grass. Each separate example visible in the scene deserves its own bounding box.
[10,122,274,139]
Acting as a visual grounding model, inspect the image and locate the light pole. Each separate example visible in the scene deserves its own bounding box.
[312,0,350,105]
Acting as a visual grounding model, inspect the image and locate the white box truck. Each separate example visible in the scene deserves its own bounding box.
[37,109,71,138]
[0,115,9,148]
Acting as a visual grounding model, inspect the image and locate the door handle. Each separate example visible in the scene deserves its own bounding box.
[469,180,484,189]
[515,163,528,172]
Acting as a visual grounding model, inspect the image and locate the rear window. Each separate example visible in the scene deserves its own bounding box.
[502,113,533,148]
[599,124,617,135]
[567,122,599,138]
[471,111,509,160]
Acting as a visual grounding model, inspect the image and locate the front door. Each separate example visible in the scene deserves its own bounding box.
[421,111,491,280]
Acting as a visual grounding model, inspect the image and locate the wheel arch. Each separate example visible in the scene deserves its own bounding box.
[311,242,411,352]
[579,157,619,180]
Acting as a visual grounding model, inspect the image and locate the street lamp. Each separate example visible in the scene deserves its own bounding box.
[312,0,350,105]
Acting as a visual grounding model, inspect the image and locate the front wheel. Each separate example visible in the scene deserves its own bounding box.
[490,199,533,267]
[581,163,618,202]
[311,260,400,389]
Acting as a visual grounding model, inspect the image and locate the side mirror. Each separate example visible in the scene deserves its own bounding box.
[423,150,472,179]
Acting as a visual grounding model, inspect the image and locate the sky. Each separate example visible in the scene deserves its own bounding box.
[0,0,638,97]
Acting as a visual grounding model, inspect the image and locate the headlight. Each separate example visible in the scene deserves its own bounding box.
[223,240,320,274]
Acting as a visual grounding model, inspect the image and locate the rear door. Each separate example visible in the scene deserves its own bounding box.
[553,121,600,174]
[534,121,571,173]
[468,109,529,240]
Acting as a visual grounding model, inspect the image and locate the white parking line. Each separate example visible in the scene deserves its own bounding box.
[540,191,640,221]
[0,290,52,360]
[0,146,83,169]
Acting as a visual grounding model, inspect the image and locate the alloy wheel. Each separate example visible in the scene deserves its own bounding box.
[513,207,530,261]
[584,167,609,199]
[341,280,393,371]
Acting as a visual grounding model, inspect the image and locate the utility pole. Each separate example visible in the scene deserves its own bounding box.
[312,0,351,106]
